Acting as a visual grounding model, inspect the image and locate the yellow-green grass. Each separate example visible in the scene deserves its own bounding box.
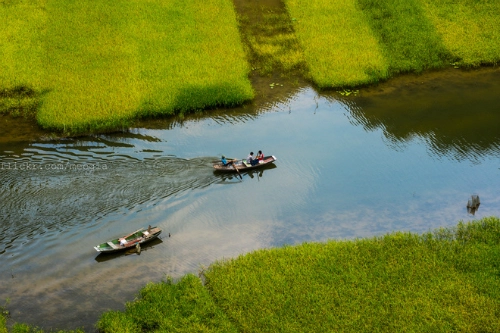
[284,0,389,88]
[237,9,306,76]
[284,0,500,88]
[421,0,500,67]
[0,0,46,119]
[205,217,500,332]
[0,0,46,90]
[1,0,253,133]
[4,218,500,332]
[0,313,5,333]
[357,0,451,74]
[96,275,237,333]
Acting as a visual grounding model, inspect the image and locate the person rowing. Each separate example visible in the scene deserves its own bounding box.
[221,155,234,167]
[221,155,242,179]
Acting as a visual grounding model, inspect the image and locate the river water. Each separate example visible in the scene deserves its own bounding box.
[0,67,499,331]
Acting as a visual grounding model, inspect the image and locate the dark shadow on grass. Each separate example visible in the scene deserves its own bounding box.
[357,0,453,73]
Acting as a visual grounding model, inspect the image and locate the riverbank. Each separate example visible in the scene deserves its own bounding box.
[1,0,499,135]
[3,217,499,332]
[0,0,253,135]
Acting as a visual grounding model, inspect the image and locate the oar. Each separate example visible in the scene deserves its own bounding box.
[211,157,237,163]
[234,161,242,180]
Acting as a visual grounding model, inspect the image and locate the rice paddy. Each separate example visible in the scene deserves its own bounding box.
[284,0,500,87]
[0,0,253,134]
[1,0,499,132]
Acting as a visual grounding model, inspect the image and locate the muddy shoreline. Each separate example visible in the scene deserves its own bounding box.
[1,66,498,145]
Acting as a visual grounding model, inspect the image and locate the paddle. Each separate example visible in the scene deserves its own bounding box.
[233,161,242,180]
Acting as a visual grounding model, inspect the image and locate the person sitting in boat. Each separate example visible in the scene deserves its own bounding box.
[247,152,259,166]
[221,155,234,167]
[119,238,127,247]
[256,150,264,161]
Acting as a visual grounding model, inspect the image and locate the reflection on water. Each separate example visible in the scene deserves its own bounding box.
[466,194,481,216]
[0,68,499,331]
[340,68,500,162]
[95,238,164,263]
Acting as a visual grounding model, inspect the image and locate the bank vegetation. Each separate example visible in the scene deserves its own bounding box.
[1,0,499,134]
[2,217,499,332]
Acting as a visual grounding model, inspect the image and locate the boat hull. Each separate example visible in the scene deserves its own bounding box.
[213,155,277,172]
[94,227,162,253]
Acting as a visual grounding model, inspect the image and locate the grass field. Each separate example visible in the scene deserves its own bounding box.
[2,217,500,332]
[421,0,500,67]
[0,0,253,133]
[284,0,389,88]
[1,0,499,131]
[285,0,500,88]
[92,217,500,332]
[204,217,500,332]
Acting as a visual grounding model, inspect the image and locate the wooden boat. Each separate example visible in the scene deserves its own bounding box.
[94,226,162,253]
[213,155,277,172]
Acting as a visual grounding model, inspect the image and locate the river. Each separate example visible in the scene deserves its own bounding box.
[0,67,499,331]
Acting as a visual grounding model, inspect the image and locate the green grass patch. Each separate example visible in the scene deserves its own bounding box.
[96,274,237,333]
[236,6,306,76]
[204,217,500,332]
[421,0,500,67]
[1,0,253,134]
[284,0,389,88]
[0,313,6,333]
[284,0,499,88]
[5,218,500,332]
[0,0,46,90]
[357,0,451,74]
[0,87,41,118]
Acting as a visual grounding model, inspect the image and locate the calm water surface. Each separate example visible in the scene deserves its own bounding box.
[0,68,499,330]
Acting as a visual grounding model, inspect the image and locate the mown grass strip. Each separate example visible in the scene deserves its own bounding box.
[284,0,388,88]
[1,0,253,134]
